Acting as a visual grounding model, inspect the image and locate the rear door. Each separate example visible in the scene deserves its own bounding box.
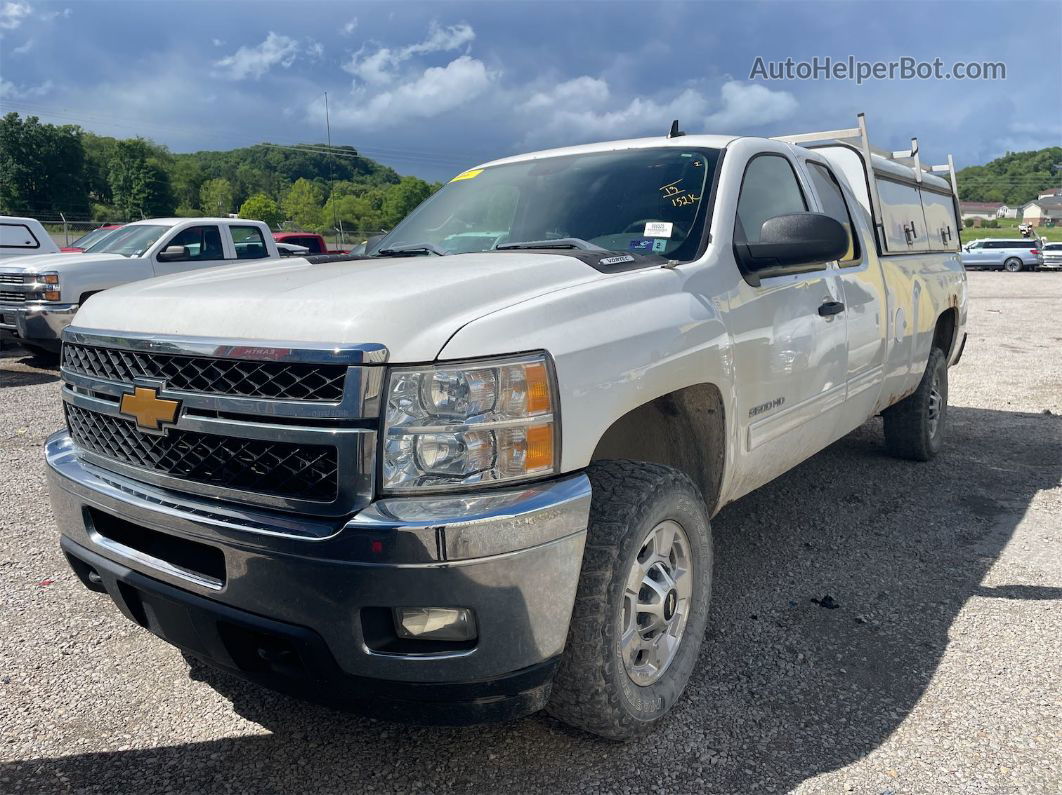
[153,224,230,276]
[228,225,273,260]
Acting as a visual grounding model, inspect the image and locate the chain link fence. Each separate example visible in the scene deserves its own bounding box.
[3,209,384,250]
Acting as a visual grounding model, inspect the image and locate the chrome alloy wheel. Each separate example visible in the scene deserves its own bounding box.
[620,519,694,686]
[927,370,943,438]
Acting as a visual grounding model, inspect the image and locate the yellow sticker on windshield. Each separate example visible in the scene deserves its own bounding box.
[450,169,484,182]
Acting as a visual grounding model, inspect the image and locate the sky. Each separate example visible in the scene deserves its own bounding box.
[0,0,1059,182]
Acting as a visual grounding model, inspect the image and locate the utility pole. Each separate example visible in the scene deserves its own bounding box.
[324,92,344,247]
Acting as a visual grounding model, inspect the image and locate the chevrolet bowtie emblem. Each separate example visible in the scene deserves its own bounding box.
[119,386,181,431]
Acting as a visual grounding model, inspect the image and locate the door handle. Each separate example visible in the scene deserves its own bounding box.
[818,300,845,317]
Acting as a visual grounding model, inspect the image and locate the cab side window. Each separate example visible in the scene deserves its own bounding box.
[735,154,808,243]
[807,162,860,265]
[231,226,269,259]
[162,226,224,261]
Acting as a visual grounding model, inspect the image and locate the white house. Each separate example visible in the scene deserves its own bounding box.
[960,201,1004,224]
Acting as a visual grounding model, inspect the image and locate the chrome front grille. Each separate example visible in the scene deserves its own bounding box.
[0,290,26,303]
[59,327,387,516]
[0,274,25,285]
[66,404,339,502]
[63,342,348,401]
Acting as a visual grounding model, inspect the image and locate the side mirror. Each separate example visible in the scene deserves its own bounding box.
[157,244,188,262]
[736,213,848,281]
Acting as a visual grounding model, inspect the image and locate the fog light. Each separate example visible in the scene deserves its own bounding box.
[393,607,477,641]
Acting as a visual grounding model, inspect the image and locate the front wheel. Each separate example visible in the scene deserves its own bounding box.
[883,347,948,461]
[1004,257,1024,272]
[547,460,712,740]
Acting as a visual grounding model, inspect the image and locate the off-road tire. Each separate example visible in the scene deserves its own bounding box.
[1004,257,1023,272]
[547,460,712,740]
[883,347,948,461]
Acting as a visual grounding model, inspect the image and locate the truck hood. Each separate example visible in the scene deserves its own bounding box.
[73,253,605,362]
[0,252,128,273]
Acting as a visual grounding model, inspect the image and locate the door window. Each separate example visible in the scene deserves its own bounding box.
[807,162,860,265]
[162,226,224,262]
[736,155,808,243]
[231,226,269,259]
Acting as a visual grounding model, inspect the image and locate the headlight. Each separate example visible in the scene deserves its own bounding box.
[382,353,558,493]
[40,273,59,285]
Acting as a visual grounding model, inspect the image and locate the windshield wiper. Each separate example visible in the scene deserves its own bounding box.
[373,242,447,257]
[495,238,608,252]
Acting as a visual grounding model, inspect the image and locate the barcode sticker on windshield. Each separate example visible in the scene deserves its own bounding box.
[644,221,673,238]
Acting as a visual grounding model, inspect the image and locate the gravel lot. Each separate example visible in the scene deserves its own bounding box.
[1,271,1059,794]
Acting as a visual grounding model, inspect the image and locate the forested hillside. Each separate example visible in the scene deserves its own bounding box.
[957,147,1062,205]
[0,112,440,235]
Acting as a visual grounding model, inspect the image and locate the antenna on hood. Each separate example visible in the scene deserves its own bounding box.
[668,120,685,138]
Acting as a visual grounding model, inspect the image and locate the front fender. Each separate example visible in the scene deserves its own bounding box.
[437,266,737,475]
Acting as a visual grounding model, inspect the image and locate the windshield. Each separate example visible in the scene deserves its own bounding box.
[70,227,121,249]
[369,147,721,261]
[84,225,168,257]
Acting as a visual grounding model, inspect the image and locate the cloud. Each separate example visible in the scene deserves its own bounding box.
[703,81,797,130]
[306,39,324,59]
[38,6,70,22]
[10,35,32,55]
[332,55,492,129]
[516,76,797,147]
[0,77,53,98]
[211,37,224,47]
[343,21,475,85]
[342,18,357,36]
[214,32,299,80]
[0,1,31,30]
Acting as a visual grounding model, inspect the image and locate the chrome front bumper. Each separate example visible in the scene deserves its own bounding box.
[0,301,78,346]
[46,431,591,685]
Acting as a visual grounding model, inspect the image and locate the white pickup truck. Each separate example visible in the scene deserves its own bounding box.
[45,115,966,739]
[0,217,278,357]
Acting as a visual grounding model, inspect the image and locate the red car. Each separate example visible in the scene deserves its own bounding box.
[61,224,124,253]
[272,232,346,255]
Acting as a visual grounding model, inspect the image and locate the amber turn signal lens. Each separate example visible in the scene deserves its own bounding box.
[525,361,552,415]
[525,423,554,472]
[43,290,61,301]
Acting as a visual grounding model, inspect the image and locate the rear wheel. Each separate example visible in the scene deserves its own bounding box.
[547,460,712,740]
[883,348,948,461]
[1004,257,1023,272]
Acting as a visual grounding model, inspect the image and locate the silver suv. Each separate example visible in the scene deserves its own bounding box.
[961,238,1043,272]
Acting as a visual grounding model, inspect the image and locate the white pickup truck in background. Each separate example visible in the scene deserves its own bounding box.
[45,114,966,739]
[0,216,61,260]
[0,217,278,357]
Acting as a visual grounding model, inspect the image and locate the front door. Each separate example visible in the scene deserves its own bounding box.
[153,225,229,276]
[803,159,888,424]
[724,150,849,500]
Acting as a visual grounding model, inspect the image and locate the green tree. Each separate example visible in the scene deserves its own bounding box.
[199,178,235,216]
[108,138,175,219]
[382,176,433,227]
[282,178,325,231]
[0,113,88,214]
[239,193,283,229]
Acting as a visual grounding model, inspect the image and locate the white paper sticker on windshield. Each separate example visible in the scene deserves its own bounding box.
[644,221,673,238]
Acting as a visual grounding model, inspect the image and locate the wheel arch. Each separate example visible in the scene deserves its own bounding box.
[590,383,727,516]
[933,306,958,358]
